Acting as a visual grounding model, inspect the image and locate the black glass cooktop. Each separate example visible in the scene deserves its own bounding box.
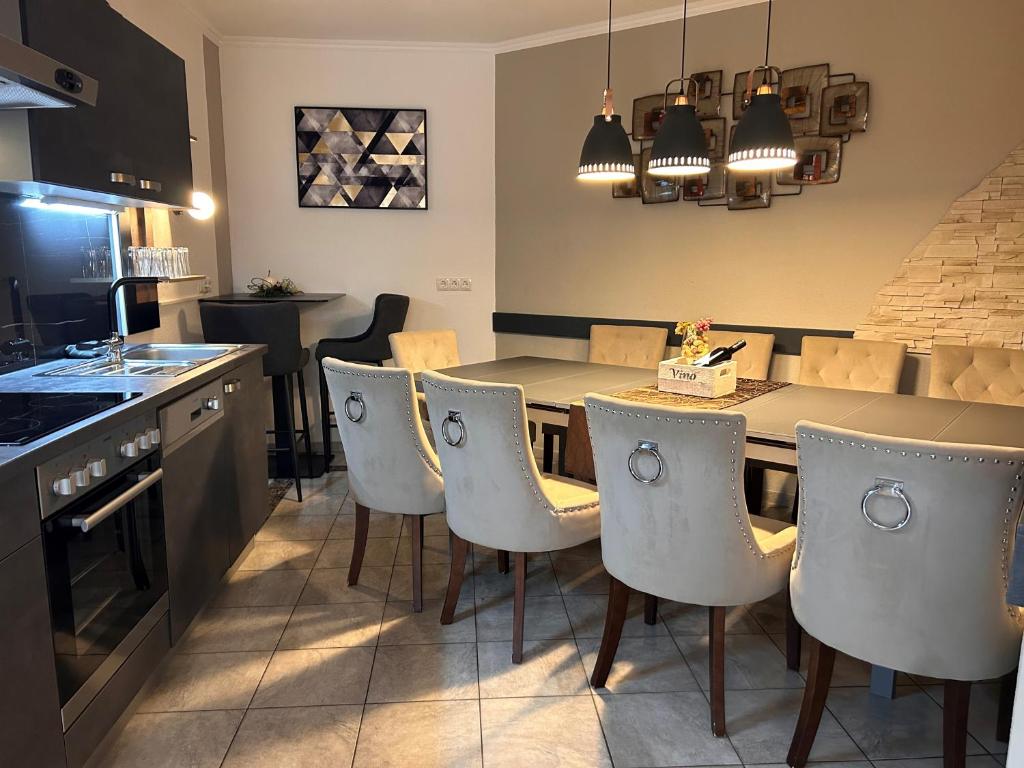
[0,392,142,446]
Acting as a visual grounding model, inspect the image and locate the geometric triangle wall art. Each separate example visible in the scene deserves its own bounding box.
[295,106,428,210]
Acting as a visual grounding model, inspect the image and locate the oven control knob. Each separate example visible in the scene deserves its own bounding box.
[137,432,151,450]
[120,438,139,458]
[52,475,76,497]
[146,428,161,446]
[71,467,90,488]
[87,458,108,478]
[203,397,221,411]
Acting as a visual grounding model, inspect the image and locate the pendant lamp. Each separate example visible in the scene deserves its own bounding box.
[647,0,710,178]
[577,0,635,182]
[726,0,797,172]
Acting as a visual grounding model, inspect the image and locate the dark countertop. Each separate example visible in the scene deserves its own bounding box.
[0,344,266,483]
[198,293,345,303]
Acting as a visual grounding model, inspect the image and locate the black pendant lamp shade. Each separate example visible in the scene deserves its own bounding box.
[578,109,635,181]
[648,85,710,177]
[727,81,797,171]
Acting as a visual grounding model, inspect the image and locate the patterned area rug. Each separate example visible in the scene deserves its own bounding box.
[268,479,294,512]
[612,378,790,410]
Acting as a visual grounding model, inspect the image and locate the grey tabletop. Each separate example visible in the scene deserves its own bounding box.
[198,292,345,304]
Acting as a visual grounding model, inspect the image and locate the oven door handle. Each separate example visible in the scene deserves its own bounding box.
[71,469,163,533]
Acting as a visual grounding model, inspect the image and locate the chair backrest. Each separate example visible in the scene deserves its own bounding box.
[585,393,785,606]
[793,421,1023,680]
[799,336,907,393]
[421,371,568,552]
[929,344,1024,405]
[316,293,410,364]
[706,329,776,380]
[322,358,443,516]
[199,301,302,376]
[588,324,668,369]
[389,329,460,373]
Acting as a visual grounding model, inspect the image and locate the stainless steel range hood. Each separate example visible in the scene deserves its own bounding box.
[0,32,97,109]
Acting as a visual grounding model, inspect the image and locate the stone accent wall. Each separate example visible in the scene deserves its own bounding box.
[855,142,1024,352]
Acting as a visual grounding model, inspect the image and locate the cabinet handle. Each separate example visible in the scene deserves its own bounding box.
[110,172,136,185]
[224,379,241,395]
[139,179,162,192]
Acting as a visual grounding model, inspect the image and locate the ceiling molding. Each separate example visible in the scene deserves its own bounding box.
[218,35,495,54]
[175,0,224,45]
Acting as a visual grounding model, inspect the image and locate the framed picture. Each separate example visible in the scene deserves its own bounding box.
[779,64,829,135]
[727,171,771,210]
[691,69,723,118]
[776,136,842,185]
[700,117,727,162]
[295,106,427,209]
[632,94,667,140]
[612,154,641,198]
[640,147,680,204]
[732,70,752,120]
[819,81,870,136]
[682,164,726,201]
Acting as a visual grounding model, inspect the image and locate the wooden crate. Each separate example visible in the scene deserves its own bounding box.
[657,358,738,398]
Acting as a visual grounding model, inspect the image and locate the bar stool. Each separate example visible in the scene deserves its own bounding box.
[321,358,443,611]
[585,394,798,736]
[422,371,600,663]
[200,301,312,500]
[787,422,1024,768]
[316,293,409,467]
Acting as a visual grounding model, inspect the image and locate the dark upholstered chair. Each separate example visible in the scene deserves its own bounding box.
[200,301,313,500]
[316,293,409,466]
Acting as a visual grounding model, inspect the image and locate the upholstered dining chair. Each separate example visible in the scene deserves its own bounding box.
[316,293,409,467]
[389,328,461,372]
[799,336,907,393]
[787,422,1024,768]
[706,329,775,380]
[422,371,601,664]
[588,324,669,368]
[929,344,1024,405]
[585,394,798,737]
[321,359,444,612]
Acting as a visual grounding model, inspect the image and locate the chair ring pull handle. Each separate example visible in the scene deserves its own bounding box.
[441,410,466,447]
[861,478,912,532]
[344,392,365,423]
[628,440,663,484]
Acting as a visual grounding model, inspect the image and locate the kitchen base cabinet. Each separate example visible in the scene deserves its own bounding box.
[223,359,270,562]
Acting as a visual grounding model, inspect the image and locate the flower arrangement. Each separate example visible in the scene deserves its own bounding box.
[674,316,712,364]
[247,271,302,298]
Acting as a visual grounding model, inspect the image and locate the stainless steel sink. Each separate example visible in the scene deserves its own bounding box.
[38,344,243,378]
[123,343,242,363]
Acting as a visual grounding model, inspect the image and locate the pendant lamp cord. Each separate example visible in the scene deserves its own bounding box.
[606,0,613,90]
[764,0,772,67]
[678,0,688,88]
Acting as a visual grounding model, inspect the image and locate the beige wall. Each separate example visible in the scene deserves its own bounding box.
[495,0,1024,331]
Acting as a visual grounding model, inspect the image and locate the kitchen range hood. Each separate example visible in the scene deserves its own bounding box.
[0,32,97,109]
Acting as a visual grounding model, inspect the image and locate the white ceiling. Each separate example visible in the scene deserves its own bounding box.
[185,0,763,47]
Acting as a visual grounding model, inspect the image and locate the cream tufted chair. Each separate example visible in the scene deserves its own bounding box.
[589,324,669,369]
[706,330,775,380]
[422,371,601,664]
[799,336,907,393]
[585,394,798,737]
[322,359,444,612]
[389,329,461,372]
[787,422,1024,768]
[929,344,1024,405]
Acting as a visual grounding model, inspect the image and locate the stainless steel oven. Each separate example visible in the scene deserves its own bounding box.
[37,411,167,731]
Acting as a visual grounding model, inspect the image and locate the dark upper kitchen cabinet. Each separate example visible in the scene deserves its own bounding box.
[19,0,193,208]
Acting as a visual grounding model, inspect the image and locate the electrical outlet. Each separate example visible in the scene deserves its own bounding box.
[435,277,450,291]
[457,278,472,291]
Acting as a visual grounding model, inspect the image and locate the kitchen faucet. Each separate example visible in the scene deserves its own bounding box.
[105,276,161,363]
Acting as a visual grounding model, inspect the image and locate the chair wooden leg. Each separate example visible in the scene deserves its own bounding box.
[318,364,333,467]
[512,552,527,664]
[347,503,370,586]
[497,550,510,574]
[296,369,314,479]
[590,576,631,688]
[440,533,469,625]
[943,680,971,768]
[284,374,303,502]
[410,515,424,613]
[710,606,727,737]
[787,636,837,768]
[644,594,658,625]
[785,588,802,671]
[997,668,1016,743]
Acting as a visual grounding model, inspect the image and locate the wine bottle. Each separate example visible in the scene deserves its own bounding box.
[693,339,746,367]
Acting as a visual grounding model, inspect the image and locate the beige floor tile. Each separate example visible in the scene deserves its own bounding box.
[746,590,789,633]
[596,691,741,767]
[299,566,392,604]
[378,599,477,645]
[867,757,1003,767]
[481,696,612,768]
[660,601,763,635]
[675,633,804,691]
[221,705,362,768]
[474,558,559,598]
[563,594,670,639]
[367,642,479,703]
[355,700,482,768]
[315,537,399,568]
[236,540,324,571]
[273,495,343,517]
[551,538,603,561]
[330,511,404,538]
[474,595,572,642]
[767,633,912,688]
[578,636,700,694]
[178,607,293,653]
[923,682,1007,754]
[402,512,451,538]
[389,563,460,601]
[255,514,336,541]
[477,638,589,698]
[278,602,385,649]
[250,647,375,707]
[212,569,310,608]
[137,652,271,712]
[90,710,244,768]
[395,534,453,565]
[552,558,609,595]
